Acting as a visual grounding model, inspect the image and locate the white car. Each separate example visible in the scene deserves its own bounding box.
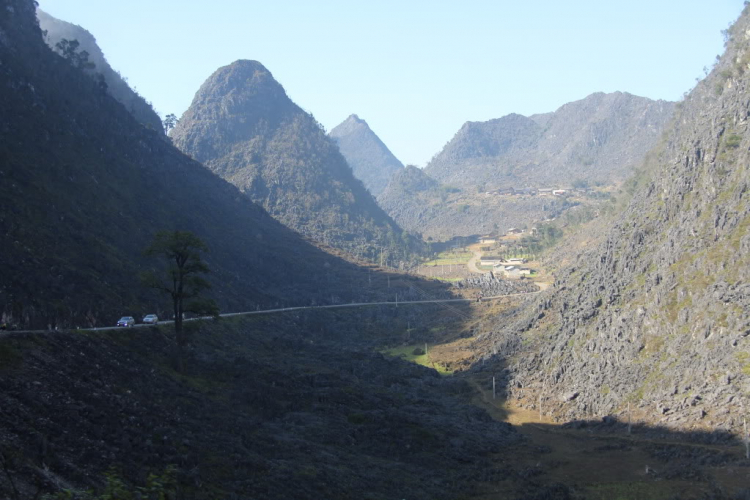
[142,314,159,324]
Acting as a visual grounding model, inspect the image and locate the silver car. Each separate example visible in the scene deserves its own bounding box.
[142,314,159,325]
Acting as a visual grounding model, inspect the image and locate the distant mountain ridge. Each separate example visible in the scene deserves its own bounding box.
[425,92,674,189]
[37,9,164,135]
[329,114,403,196]
[172,61,420,262]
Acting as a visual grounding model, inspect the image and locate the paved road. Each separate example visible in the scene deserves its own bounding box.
[0,292,542,336]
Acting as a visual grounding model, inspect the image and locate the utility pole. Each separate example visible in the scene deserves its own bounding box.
[493,376,496,400]
[628,402,632,435]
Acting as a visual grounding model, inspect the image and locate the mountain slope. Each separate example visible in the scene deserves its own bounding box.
[378,166,572,240]
[171,61,419,261]
[37,9,164,134]
[0,2,428,328]
[479,7,750,432]
[329,114,404,196]
[426,92,674,189]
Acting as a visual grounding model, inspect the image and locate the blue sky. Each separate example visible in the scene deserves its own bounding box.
[38,0,745,166]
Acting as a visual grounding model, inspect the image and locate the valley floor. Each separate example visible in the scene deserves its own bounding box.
[403,300,750,500]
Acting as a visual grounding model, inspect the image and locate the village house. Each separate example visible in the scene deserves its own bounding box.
[553,189,567,196]
[480,255,504,267]
[506,228,524,235]
[538,188,554,196]
[501,265,521,279]
[479,235,497,244]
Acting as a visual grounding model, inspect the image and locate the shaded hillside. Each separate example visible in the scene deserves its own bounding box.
[171,62,421,262]
[476,6,750,433]
[0,1,438,329]
[37,9,164,135]
[378,166,573,240]
[426,92,674,189]
[0,313,525,500]
[329,114,403,196]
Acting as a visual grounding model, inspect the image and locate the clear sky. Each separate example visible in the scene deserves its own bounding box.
[38,0,745,167]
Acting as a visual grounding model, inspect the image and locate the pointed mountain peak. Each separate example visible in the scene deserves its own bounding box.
[329,114,404,196]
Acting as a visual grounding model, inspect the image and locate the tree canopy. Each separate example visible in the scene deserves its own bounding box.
[141,231,218,348]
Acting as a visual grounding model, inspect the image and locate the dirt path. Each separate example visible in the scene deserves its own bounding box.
[466,247,485,274]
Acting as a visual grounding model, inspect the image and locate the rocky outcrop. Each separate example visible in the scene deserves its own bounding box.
[37,9,164,134]
[171,61,421,261]
[330,114,403,196]
[425,92,674,189]
[454,274,539,296]
[476,6,750,434]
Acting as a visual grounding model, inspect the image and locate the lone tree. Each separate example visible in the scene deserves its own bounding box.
[163,113,178,135]
[141,230,218,348]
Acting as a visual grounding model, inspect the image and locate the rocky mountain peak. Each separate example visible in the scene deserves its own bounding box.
[172,63,417,260]
[329,113,404,197]
[425,92,674,188]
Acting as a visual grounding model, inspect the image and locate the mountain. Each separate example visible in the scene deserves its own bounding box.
[425,92,675,189]
[0,2,432,328]
[479,7,750,432]
[36,9,164,134]
[329,114,403,196]
[171,62,420,262]
[378,166,571,240]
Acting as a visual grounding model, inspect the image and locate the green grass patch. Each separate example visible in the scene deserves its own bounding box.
[381,345,453,375]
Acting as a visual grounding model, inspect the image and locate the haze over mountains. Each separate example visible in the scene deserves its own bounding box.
[329,114,404,197]
[4,0,750,497]
[171,61,420,261]
[425,91,675,189]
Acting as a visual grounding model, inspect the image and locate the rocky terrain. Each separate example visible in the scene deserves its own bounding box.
[37,9,164,135]
[171,62,422,262]
[454,274,539,296]
[425,92,675,189]
[473,4,750,435]
[378,166,575,240]
[329,114,403,197]
[0,312,526,500]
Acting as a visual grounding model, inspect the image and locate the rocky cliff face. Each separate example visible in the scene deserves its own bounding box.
[37,9,164,135]
[329,114,403,197]
[426,92,674,189]
[477,7,750,434]
[172,61,420,261]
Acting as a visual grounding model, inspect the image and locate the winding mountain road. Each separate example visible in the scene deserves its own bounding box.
[0,291,543,336]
